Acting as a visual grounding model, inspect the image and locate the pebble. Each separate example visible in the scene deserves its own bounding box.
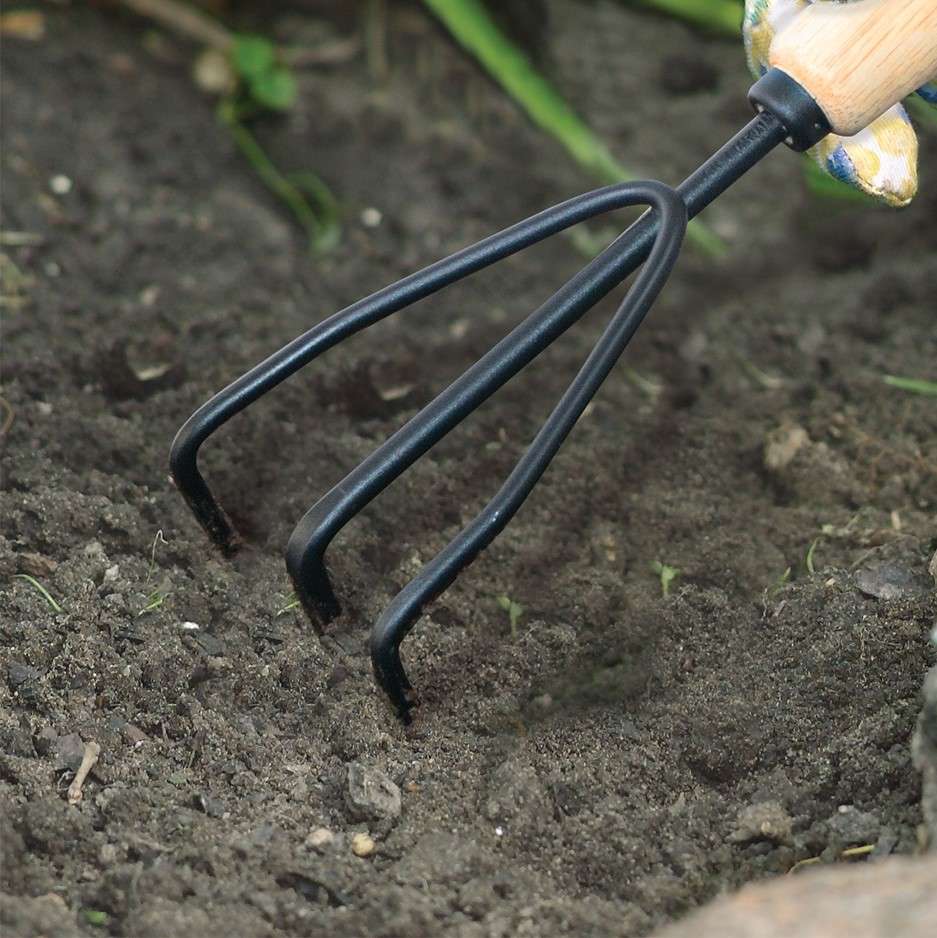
[764,424,809,472]
[856,562,930,601]
[345,763,401,823]
[351,832,376,857]
[49,174,72,195]
[360,207,382,228]
[53,733,87,771]
[192,47,236,95]
[305,827,334,850]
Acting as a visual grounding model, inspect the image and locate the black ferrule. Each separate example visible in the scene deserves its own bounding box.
[748,67,831,152]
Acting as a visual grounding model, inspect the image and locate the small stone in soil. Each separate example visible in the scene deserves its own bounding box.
[764,424,809,472]
[345,763,401,823]
[351,832,376,857]
[855,563,931,601]
[306,827,335,849]
[53,733,87,771]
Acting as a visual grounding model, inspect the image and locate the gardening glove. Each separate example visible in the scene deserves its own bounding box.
[744,0,937,206]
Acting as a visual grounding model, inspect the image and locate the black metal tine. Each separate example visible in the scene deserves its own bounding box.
[367,184,686,721]
[285,183,669,623]
[284,113,788,628]
[169,185,675,558]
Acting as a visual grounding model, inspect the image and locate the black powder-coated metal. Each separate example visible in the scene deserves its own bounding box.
[171,108,791,721]
[366,181,687,720]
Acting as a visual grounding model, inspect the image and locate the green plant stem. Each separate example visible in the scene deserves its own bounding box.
[883,374,937,396]
[421,0,724,255]
[13,574,62,612]
[222,105,340,253]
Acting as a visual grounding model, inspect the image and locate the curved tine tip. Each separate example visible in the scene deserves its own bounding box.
[360,182,687,722]
[371,632,417,724]
[284,530,342,629]
[168,445,242,556]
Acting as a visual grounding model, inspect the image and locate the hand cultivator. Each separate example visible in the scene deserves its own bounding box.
[172,1,937,722]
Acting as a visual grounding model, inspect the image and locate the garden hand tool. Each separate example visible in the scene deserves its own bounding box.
[172,0,937,722]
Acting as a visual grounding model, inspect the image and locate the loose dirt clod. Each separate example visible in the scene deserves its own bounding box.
[728,801,793,845]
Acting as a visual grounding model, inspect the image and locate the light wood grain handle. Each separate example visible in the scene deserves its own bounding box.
[770,0,937,136]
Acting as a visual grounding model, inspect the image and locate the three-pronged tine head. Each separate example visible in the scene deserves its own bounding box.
[170,112,788,723]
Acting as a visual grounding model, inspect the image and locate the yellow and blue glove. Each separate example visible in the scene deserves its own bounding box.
[744,0,937,206]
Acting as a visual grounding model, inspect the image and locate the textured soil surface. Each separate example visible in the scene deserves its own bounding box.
[2,3,936,937]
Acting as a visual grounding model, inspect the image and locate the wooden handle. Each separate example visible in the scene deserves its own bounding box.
[770,0,937,136]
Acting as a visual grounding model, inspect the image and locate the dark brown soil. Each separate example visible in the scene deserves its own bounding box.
[2,3,936,937]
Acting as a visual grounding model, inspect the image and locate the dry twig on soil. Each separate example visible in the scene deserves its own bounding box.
[67,741,101,805]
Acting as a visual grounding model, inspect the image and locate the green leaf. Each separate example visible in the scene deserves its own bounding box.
[883,374,937,396]
[496,594,524,635]
[250,67,297,111]
[83,910,108,927]
[650,560,679,597]
[232,35,276,80]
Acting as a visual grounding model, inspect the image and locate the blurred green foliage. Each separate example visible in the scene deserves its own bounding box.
[883,375,937,396]
[223,34,340,252]
[232,34,297,110]
[422,0,725,254]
